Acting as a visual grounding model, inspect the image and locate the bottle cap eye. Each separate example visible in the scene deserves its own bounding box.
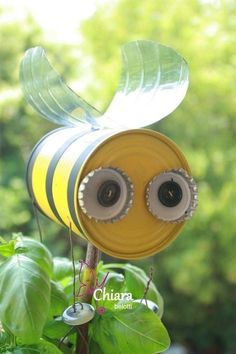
[158,180,183,207]
[78,168,134,223]
[146,169,198,222]
[97,180,121,207]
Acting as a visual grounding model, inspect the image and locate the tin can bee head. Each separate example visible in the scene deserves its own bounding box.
[20,40,198,259]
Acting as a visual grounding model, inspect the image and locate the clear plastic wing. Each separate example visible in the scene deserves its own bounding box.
[101,40,189,128]
[20,46,102,128]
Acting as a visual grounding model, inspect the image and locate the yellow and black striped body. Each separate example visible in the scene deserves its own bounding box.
[27,128,191,259]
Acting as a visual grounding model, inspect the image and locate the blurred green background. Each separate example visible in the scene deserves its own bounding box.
[0,0,235,352]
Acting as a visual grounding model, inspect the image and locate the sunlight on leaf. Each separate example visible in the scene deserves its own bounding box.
[90,305,170,354]
[0,255,51,344]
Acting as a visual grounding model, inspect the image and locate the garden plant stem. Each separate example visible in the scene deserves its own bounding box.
[76,243,101,354]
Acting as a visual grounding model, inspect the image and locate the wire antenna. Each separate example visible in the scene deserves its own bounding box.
[31,199,43,243]
[69,222,77,313]
[142,266,154,306]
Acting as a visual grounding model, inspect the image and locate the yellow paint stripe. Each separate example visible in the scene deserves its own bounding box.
[31,128,77,224]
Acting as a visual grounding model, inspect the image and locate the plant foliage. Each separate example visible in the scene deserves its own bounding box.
[0,236,169,353]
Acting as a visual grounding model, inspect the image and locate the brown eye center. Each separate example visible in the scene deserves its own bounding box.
[97,180,121,207]
[158,180,183,207]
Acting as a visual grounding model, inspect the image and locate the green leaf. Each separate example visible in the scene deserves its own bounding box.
[90,305,170,354]
[43,317,73,340]
[63,276,81,303]
[96,260,104,273]
[102,263,164,317]
[0,240,16,257]
[52,257,80,281]
[48,281,69,318]
[1,323,15,346]
[97,271,124,293]
[1,339,63,353]
[14,238,53,277]
[0,329,11,347]
[1,347,40,353]
[89,339,105,354]
[0,255,51,344]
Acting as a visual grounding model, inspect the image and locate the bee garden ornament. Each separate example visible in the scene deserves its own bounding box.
[20,40,198,259]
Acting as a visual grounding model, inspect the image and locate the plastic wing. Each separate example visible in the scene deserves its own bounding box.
[102,40,189,128]
[20,47,101,128]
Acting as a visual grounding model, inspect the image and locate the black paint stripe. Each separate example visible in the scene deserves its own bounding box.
[67,132,111,233]
[26,127,69,216]
[45,130,89,226]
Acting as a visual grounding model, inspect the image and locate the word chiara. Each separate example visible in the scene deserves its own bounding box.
[76,261,133,309]
[93,287,133,302]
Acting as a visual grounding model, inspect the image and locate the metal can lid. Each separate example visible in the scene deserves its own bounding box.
[78,167,134,223]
